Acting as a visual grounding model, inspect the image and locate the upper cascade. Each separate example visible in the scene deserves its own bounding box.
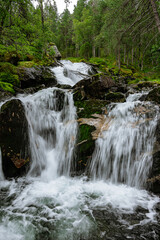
[51,60,94,86]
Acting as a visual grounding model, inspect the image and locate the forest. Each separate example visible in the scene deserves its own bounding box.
[0,0,160,69]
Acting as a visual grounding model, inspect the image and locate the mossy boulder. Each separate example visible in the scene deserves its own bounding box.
[0,81,15,94]
[18,66,57,89]
[74,99,109,173]
[146,87,160,104]
[104,92,125,102]
[0,99,30,178]
[73,73,116,100]
[74,99,109,118]
[75,124,96,172]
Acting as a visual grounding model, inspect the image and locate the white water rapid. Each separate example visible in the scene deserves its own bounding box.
[0,61,160,240]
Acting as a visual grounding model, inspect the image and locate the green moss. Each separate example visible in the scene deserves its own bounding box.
[0,81,15,93]
[0,72,20,86]
[0,62,17,74]
[18,61,38,68]
[120,68,132,75]
[76,124,95,168]
[128,79,140,85]
[75,100,108,118]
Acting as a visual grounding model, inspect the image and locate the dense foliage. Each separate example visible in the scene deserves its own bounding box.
[0,0,160,70]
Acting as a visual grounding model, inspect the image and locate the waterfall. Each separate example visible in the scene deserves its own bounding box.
[19,87,77,180]
[90,94,159,188]
[0,62,159,240]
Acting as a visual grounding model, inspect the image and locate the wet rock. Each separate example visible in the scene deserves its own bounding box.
[75,124,95,172]
[146,87,160,104]
[73,74,116,100]
[104,92,125,102]
[53,89,66,111]
[74,99,109,173]
[148,118,160,193]
[0,89,13,101]
[0,99,30,177]
[18,66,57,89]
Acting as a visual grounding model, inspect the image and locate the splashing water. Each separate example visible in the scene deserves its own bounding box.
[0,61,160,240]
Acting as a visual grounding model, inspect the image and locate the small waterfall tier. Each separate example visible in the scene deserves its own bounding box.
[90,93,159,188]
[51,60,94,86]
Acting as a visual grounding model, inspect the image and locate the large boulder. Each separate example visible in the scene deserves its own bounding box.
[18,66,57,89]
[73,73,127,102]
[0,99,30,178]
[48,43,61,60]
[74,99,109,173]
[146,87,160,104]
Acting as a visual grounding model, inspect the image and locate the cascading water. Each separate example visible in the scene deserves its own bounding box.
[18,87,77,180]
[90,94,159,188]
[0,61,160,240]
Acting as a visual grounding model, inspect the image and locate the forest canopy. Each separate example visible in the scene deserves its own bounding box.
[0,0,160,70]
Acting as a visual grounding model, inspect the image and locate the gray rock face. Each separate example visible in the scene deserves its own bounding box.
[149,118,160,193]
[18,66,57,89]
[0,99,30,178]
[52,45,62,60]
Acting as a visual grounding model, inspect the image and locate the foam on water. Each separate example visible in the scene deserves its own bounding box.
[0,177,159,240]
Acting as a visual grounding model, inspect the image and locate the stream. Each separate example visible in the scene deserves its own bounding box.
[0,60,160,240]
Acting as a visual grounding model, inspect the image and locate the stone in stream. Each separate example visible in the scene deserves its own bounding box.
[0,99,30,178]
[148,117,160,193]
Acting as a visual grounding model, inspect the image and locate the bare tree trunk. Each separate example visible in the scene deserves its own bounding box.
[124,45,126,63]
[149,0,160,33]
[92,45,96,57]
[131,47,134,65]
[39,0,44,31]
[127,51,129,66]
[117,44,121,69]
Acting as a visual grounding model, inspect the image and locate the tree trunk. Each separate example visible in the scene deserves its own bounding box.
[124,45,126,63]
[131,47,134,65]
[117,44,121,69]
[149,0,160,33]
[39,0,44,31]
[92,45,96,57]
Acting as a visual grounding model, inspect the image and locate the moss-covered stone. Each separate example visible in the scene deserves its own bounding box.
[0,81,15,94]
[105,92,125,102]
[120,68,133,76]
[75,99,108,118]
[0,72,20,86]
[75,124,96,172]
[146,87,160,104]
